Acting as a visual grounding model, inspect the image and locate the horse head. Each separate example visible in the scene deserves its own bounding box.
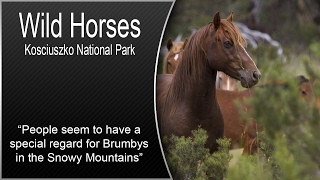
[163,39,188,74]
[204,12,261,88]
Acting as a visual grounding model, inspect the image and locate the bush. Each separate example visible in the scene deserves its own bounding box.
[227,154,273,180]
[164,127,232,180]
[229,59,320,180]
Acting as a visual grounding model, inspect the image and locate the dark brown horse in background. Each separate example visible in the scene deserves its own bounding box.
[156,12,261,153]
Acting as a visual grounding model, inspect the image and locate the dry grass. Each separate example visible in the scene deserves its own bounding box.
[229,148,243,167]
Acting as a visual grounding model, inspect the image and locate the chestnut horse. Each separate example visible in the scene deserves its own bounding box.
[163,39,239,91]
[223,75,316,154]
[156,12,261,153]
[162,39,187,74]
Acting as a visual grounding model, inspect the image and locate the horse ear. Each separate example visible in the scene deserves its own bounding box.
[182,38,188,49]
[227,12,233,22]
[213,11,221,29]
[167,39,173,50]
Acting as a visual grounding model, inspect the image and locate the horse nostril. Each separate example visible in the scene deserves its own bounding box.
[252,71,261,81]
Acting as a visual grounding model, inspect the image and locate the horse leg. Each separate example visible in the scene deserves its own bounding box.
[206,125,224,154]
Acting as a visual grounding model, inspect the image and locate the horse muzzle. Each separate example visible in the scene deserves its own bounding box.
[239,70,261,88]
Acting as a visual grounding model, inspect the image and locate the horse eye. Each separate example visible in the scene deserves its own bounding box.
[224,41,233,48]
[301,91,306,95]
[167,61,172,66]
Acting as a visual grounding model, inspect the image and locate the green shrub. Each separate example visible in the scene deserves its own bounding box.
[228,56,320,180]
[309,42,320,59]
[165,127,232,180]
[227,154,273,180]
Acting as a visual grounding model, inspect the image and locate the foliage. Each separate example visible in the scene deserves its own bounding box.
[227,154,273,180]
[162,0,320,54]
[229,56,320,180]
[259,0,320,45]
[164,127,232,180]
[309,41,320,62]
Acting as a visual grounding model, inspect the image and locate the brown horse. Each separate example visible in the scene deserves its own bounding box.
[222,75,316,154]
[216,88,254,152]
[156,12,261,153]
[163,39,239,91]
[162,39,188,74]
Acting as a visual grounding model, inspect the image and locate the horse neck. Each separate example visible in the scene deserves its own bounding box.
[190,69,218,111]
[169,54,218,110]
